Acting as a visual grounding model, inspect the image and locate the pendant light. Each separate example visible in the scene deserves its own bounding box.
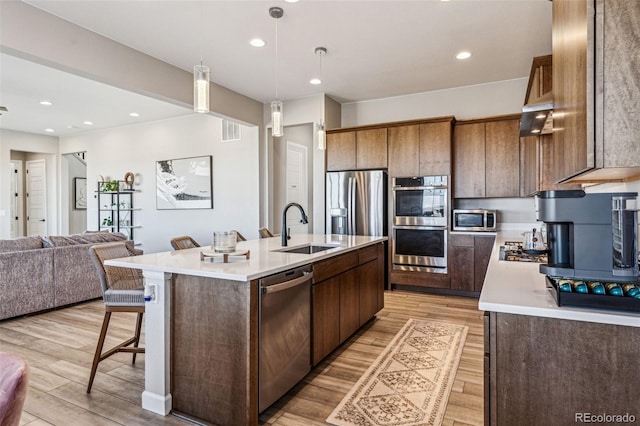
[270,7,284,137]
[317,122,326,150]
[193,60,210,113]
[312,47,328,150]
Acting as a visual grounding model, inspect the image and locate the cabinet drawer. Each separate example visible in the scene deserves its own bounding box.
[313,250,359,283]
[450,234,474,247]
[358,244,378,264]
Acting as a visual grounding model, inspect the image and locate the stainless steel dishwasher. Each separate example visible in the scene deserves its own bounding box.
[259,265,313,413]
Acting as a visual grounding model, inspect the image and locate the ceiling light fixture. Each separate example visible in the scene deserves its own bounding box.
[83,121,94,126]
[270,6,284,138]
[193,1,210,114]
[40,100,53,106]
[318,122,326,150]
[45,128,55,133]
[456,51,471,60]
[250,38,266,47]
[310,46,327,85]
[129,112,140,117]
[284,0,299,3]
[194,60,210,113]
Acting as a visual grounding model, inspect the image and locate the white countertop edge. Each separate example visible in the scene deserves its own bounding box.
[105,235,387,282]
[479,231,640,328]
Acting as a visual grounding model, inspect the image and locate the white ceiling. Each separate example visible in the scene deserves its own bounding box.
[0,0,552,137]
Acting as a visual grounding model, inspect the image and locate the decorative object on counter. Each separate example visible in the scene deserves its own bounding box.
[74,177,87,210]
[124,172,135,190]
[213,231,237,253]
[326,318,468,426]
[546,276,640,312]
[200,249,250,263]
[522,227,547,254]
[156,155,212,210]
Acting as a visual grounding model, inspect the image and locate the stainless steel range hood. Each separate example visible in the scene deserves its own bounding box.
[519,91,553,137]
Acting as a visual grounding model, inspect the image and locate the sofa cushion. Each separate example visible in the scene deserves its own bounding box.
[0,236,44,253]
[48,232,127,247]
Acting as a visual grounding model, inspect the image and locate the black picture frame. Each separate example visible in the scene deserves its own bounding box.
[156,155,213,210]
[74,177,87,210]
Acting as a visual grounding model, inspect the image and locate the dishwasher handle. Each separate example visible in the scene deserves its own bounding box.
[262,271,313,294]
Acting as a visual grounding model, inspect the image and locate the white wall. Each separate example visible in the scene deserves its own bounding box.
[263,94,327,233]
[60,114,259,253]
[63,153,87,234]
[0,129,59,238]
[341,78,528,127]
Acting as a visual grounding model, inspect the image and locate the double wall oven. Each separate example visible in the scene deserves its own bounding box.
[392,176,448,273]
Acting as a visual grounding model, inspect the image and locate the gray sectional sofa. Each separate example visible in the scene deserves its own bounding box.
[0,232,141,320]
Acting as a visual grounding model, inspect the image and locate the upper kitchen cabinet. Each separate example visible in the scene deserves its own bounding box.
[326,128,387,171]
[553,0,640,183]
[388,117,453,177]
[454,115,521,198]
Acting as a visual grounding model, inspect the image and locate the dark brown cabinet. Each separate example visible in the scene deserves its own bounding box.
[485,311,640,425]
[312,275,340,364]
[448,234,495,293]
[311,242,386,365]
[326,128,387,171]
[388,118,453,177]
[454,116,521,199]
[552,0,640,183]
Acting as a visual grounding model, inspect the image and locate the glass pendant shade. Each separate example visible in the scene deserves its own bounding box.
[317,122,326,150]
[271,100,283,137]
[193,64,210,113]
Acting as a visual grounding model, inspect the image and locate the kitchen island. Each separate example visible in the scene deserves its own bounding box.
[479,232,640,426]
[105,234,386,425]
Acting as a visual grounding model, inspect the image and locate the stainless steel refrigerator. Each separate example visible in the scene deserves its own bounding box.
[326,170,387,236]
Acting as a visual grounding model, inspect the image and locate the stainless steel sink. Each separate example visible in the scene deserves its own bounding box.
[274,244,338,254]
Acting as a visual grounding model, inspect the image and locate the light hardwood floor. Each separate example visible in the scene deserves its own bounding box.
[0,291,483,426]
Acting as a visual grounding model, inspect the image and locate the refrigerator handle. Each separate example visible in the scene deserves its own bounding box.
[349,177,357,235]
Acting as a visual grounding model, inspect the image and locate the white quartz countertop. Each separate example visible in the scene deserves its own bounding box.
[479,231,640,327]
[105,234,387,282]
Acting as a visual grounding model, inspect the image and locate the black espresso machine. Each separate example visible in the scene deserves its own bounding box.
[535,190,639,282]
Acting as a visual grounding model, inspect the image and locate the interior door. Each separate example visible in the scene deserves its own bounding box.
[26,159,48,236]
[9,160,24,237]
[285,141,309,235]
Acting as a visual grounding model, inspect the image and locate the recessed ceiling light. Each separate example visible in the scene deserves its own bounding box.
[83,121,94,126]
[310,78,322,85]
[129,112,140,117]
[45,128,55,133]
[531,129,541,134]
[456,51,472,60]
[40,100,53,106]
[284,0,299,3]
[250,38,266,47]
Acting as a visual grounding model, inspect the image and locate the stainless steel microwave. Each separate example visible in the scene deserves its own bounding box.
[452,209,496,232]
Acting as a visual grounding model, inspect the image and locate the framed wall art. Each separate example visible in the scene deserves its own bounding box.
[74,177,87,210]
[156,155,213,210]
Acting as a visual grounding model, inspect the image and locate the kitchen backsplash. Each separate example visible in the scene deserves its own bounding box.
[455,198,536,224]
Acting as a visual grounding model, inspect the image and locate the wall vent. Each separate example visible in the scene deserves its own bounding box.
[222,119,241,142]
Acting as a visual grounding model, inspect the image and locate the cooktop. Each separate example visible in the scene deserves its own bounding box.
[499,241,548,263]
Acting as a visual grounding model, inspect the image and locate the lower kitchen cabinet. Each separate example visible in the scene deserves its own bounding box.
[312,242,385,365]
[312,276,340,364]
[485,311,640,425]
[449,234,495,293]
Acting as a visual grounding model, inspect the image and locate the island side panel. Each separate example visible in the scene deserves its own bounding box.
[171,275,259,426]
[492,312,640,425]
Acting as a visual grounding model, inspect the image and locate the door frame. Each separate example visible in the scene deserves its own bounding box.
[9,160,24,237]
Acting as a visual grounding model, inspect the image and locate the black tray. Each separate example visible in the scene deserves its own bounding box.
[546,276,640,313]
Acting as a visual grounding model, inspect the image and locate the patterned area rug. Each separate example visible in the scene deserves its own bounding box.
[326,319,468,426]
